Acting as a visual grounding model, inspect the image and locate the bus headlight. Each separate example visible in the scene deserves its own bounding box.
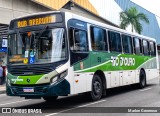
[50,70,68,85]
[51,76,58,84]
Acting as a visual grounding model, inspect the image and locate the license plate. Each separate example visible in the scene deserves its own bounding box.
[23,88,34,92]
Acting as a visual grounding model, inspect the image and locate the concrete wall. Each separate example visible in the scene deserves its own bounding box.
[0,0,51,24]
[61,3,118,27]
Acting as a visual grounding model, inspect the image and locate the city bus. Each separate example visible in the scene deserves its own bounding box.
[6,11,159,101]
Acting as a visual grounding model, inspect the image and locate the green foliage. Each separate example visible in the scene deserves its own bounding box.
[120,7,149,34]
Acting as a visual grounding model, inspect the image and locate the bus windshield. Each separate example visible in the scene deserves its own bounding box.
[8,28,67,65]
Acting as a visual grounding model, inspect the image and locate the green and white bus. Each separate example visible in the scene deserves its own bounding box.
[6,11,159,101]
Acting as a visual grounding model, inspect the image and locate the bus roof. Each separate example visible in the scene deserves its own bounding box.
[68,12,156,42]
[11,10,156,42]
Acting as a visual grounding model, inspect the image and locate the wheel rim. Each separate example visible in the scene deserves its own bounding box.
[93,80,101,95]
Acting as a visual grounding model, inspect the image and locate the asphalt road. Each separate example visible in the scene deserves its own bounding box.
[0,77,160,116]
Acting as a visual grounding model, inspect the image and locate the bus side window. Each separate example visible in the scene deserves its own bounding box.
[69,28,74,50]
[154,43,157,56]
[90,26,107,51]
[122,34,133,54]
[108,31,122,53]
[147,41,150,56]
[150,41,156,56]
[153,42,156,56]
[133,37,142,55]
[139,39,143,54]
[142,39,150,56]
[69,28,88,52]
[69,27,89,65]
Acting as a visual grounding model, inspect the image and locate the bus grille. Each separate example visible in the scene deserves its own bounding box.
[8,64,54,76]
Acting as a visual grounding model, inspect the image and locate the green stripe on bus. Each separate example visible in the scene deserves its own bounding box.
[7,73,44,84]
[74,52,157,73]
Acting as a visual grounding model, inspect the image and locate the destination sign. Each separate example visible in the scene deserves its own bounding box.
[17,16,56,28]
[10,14,63,29]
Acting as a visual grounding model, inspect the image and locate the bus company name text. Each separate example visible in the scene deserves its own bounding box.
[111,56,135,66]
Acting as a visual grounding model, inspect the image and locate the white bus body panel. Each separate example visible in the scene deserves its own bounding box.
[63,12,159,94]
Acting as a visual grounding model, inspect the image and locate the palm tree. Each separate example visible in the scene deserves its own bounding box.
[120,7,149,34]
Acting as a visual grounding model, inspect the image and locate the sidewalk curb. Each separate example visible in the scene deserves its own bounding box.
[0,90,6,94]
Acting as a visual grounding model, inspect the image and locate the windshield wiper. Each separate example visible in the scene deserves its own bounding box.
[31,25,49,50]
[36,25,49,40]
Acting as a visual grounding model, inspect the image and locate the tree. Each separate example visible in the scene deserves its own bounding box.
[120,7,149,34]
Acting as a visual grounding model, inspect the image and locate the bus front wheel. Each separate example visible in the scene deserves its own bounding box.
[89,74,102,101]
[43,96,58,102]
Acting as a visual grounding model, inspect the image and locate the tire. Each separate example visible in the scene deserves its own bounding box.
[139,70,146,89]
[89,74,103,101]
[43,96,58,102]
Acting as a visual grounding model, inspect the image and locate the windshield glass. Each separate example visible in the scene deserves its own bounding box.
[8,28,67,65]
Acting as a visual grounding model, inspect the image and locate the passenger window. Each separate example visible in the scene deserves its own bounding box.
[108,31,122,53]
[133,37,142,55]
[69,28,88,52]
[122,34,133,54]
[91,26,107,51]
[69,28,89,65]
[150,42,156,56]
[143,40,149,56]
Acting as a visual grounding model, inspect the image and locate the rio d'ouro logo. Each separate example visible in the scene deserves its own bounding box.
[27,78,30,83]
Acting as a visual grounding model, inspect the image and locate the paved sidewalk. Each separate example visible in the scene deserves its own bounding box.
[0,84,6,94]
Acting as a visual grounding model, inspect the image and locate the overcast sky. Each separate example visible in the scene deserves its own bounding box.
[131,0,160,17]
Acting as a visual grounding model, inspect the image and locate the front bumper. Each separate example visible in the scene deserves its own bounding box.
[6,79,70,97]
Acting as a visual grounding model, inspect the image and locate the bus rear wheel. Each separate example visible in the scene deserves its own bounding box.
[139,70,146,88]
[89,74,102,101]
[43,96,58,102]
